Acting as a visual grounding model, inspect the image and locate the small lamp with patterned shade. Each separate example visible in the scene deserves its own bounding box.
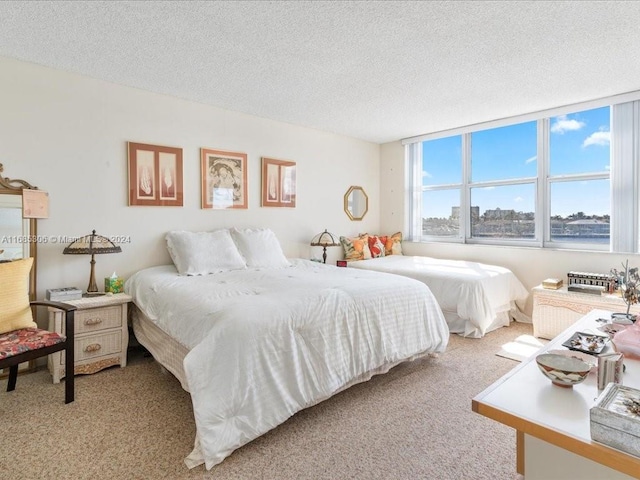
[63,230,122,294]
[310,229,340,264]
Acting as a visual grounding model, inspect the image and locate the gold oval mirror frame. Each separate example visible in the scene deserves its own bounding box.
[344,186,368,221]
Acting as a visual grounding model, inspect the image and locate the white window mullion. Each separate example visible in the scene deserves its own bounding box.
[405,143,422,241]
[461,133,471,241]
[538,118,548,246]
[610,102,638,253]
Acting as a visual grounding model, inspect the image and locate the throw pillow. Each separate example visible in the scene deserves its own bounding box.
[0,257,37,335]
[384,232,403,256]
[367,235,386,258]
[340,234,372,261]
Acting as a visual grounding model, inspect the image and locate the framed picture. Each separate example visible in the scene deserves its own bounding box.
[261,157,296,208]
[200,148,248,209]
[128,142,183,206]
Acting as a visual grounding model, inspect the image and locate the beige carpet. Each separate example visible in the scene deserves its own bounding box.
[496,333,548,362]
[0,322,533,480]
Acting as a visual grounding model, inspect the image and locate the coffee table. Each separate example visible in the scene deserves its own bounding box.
[473,309,640,479]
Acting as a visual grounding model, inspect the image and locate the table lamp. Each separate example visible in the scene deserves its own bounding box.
[310,229,340,264]
[63,230,122,293]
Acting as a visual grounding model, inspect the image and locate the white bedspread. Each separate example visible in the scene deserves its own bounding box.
[349,256,529,338]
[125,259,449,469]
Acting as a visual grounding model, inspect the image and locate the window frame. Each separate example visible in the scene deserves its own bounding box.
[404,93,640,253]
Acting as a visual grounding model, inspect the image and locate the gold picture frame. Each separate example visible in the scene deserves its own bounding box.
[127,142,183,206]
[261,157,296,208]
[200,148,248,209]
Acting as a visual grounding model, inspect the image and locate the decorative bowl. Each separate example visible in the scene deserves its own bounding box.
[535,353,592,388]
[597,323,627,339]
[547,349,598,372]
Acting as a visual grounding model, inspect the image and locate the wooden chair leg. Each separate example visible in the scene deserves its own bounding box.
[7,364,18,392]
[64,346,74,404]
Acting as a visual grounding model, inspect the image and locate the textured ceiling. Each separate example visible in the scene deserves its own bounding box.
[1,1,640,144]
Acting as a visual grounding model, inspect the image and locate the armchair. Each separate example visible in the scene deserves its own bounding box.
[0,258,77,404]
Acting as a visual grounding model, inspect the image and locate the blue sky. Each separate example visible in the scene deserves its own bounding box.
[422,106,610,218]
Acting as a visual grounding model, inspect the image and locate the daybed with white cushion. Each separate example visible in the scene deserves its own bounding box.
[341,233,529,338]
[125,228,449,470]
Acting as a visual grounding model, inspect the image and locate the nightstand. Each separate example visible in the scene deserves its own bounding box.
[47,293,132,383]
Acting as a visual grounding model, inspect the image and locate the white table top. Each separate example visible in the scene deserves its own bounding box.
[478,309,639,441]
[473,309,640,476]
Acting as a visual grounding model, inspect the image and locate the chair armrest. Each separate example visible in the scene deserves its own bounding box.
[30,300,76,345]
[30,300,78,313]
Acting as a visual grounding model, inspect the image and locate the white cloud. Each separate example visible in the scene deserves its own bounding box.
[524,155,537,164]
[582,130,610,147]
[422,170,432,178]
[551,115,585,134]
[514,196,523,203]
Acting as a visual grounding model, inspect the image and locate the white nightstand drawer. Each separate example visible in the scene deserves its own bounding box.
[74,305,123,334]
[61,330,122,365]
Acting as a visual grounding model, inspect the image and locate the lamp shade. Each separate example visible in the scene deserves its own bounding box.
[310,229,340,264]
[63,230,122,293]
[310,229,340,247]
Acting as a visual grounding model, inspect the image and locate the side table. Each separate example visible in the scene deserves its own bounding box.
[532,285,640,339]
[473,309,640,479]
[47,293,131,383]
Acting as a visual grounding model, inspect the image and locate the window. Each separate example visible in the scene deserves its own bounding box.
[405,99,640,252]
[421,136,461,238]
[547,107,611,245]
[470,184,536,240]
[471,122,537,182]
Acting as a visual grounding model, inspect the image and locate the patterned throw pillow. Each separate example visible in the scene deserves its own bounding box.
[367,235,386,258]
[383,232,403,256]
[340,234,372,261]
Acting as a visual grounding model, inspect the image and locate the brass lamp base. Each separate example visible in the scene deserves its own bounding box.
[87,253,98,293]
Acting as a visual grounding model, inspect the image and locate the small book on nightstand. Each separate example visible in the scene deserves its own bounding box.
[542,278,563,289]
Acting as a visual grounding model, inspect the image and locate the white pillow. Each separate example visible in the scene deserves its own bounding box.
[165,229,246,275]
[230,227,291,268]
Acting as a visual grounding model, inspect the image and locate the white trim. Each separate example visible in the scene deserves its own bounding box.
[461,133,470,240]
[538,118,547,245]
[610,102,638,253]
[402,90,640,145]
[406,143,422,241]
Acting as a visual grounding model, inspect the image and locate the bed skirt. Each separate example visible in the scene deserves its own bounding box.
[130,305,191,392]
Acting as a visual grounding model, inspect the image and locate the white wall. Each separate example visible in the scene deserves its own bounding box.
[0,56,380,305]
[380,139,640,315]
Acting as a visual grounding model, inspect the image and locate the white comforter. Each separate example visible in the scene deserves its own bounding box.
[349,256,529,338]
[125,259,449,469]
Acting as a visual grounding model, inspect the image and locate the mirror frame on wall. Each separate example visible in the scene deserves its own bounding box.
[0,163,38,300]
[344,185,369,221]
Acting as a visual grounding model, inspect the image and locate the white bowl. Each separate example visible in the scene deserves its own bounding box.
[536,353,591,388]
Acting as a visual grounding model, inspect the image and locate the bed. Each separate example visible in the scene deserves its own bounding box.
[125,254,449,470]
[348,255,529,338]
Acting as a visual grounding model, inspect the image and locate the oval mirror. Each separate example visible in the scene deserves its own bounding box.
[344,186,368,221]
